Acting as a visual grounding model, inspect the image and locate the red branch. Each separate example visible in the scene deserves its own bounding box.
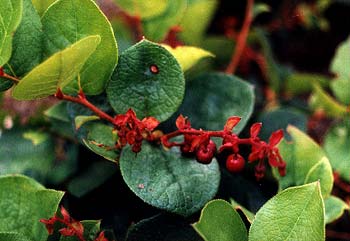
[225,0,254,74]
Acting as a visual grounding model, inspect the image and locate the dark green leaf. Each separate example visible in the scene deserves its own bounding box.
[180,72,254,133]
[12,35,101,100]
[0,175,64,241]
[60,220,101,241]
[120,143,220,216]
[42,0,118,95]
[193,199,248,241]
[249,182,325,241]
[107,40,185,121]
[285,72,330,95]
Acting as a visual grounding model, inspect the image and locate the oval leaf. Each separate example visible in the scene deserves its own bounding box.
[249,182,325,241]
[107,40,185,121]
[162,44,214,71]
[0,175,64,241]
[120,143,220,216]
[324,196,349,224]
[276,126,333,198]
[179,72,254,133]
[0,0,23,67]
[115,0,168,19]
[193,199,248,241]
[12,35,100,100]
[42,0,118,95]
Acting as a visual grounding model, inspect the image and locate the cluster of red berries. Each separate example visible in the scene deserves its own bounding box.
[113,108,159,153]
[40,206,108,241]
[161,115,286,180]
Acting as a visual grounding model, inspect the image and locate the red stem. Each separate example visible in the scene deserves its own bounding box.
[55,89,115,124]
[225,0,254,74]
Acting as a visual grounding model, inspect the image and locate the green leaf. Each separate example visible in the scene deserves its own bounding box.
[44,102,70,122]
[179,0,218,45]
[75,115,100,130]
[82,123,119,162]
[114,0,168,19]
[142,0,188,41]
[31,0,56,16]
[12,35,101,100]
[0,232,31,241]
[180,72,254,133]
[67,161,117,197]
[324,196,349,224]
[331,37,350,79]
[162,44,214,71]
[59,220,101,241]
[324,121,350,181]
[42,0,118,95]
[230,199,255,223]
[249,182,325,241]
[107,40,185,122]
[0,174,64,241]
[120,142,220,216]
[126,214,202,241]
[276,126,333,198]
[309,84,348,118]
[0,0,23,67]
[330,77,350,105]
[193,199,248,241]
[285,72,330,95]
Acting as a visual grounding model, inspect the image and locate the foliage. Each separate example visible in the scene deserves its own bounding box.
[0,0,350,240]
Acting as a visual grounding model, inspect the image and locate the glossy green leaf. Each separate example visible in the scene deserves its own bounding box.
[330,77,350,105]
[120,142,220,216]
[82,123,119,162]
[324,196,349,224]
[142,0,187,41]
[331,37,350,79]
[324,121,350,181]
[0,233,31,241]
[68,161,116,197]
[31,0,56,16]
[12,35,100,100]
[42,0,118,95]
[276,126,333,198]
[0,0,23,67]
[162,44,214,71]
[230,199,255,223]
[59,220,101,241]
[249,182,325,241]
[126,214,202,241]
[115,0,168,19]
[180,72,254,133]
[281,126,334,191]
[107,40,185,122]
[309,84,348,118]
[285,72,330,95]
[75,115,100,130]
[193,199,248,241]
[179,0,218,45]
[0,175,64,241]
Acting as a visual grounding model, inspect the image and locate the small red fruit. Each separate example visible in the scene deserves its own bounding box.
[226,154,245,172]
[195,140,216,164]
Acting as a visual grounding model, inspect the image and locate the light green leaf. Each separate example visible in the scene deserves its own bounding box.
[249,182,325,241]
[0,175,64,241]
[253,3,270,18]
[74,115,100,130]
[120,143,220,216]
[276,126,333,198]
[162,44,214,71]
[330,77,350,105]
[12,35,101,100]
[179,0,218,45]
[324,196,349,224]
[324,121,350,181]
[193,199,248,241]
[23,130,48,145]
[0,0,23,67]
[309,84,348,118]
[142,0,188,41]
[107,40,185,122]
[114,0,168,19]
[331,37,350,79]
[285,72,330,95]
[31,0,56,16]
[230,199,255,223]
[42,0,118,95]
[0,232,31,241]
[179,73,254,133]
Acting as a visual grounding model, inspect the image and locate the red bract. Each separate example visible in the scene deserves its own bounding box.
[39,217,56,234]
[176,114,191,130]
[224,116,241,132]
[95,231,109,241]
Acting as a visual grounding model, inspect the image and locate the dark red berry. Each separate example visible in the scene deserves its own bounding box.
[226,154,245,172]
[195,141,216,164]
[150,65,159,74]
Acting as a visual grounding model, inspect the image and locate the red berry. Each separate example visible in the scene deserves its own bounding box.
[0,67,4,77]
[226,154,245,172]
[150,64,159,74]
[195,140,216,164]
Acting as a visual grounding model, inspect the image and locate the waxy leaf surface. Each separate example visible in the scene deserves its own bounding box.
[120,143,220,216]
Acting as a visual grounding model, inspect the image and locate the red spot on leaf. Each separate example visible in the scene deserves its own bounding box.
[150,65,159,74]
